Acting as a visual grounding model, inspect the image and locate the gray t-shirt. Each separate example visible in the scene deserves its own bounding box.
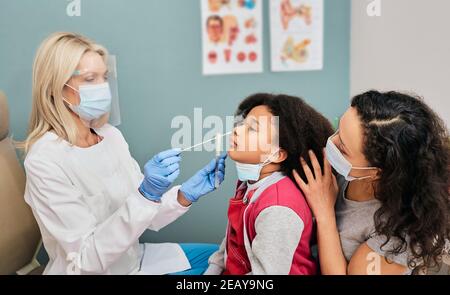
[335,175,413,274]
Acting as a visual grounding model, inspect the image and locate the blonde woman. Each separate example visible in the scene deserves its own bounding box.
[22,32,227,275]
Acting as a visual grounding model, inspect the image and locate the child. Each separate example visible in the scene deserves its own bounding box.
[205,93,334,275]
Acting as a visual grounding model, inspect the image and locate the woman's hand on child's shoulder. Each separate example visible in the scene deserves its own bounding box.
[293,149,338,224]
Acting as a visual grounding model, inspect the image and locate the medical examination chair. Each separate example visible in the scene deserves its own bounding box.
[0,90,43,275]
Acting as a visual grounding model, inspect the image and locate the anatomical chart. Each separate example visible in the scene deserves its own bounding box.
[270,0,323,72]
[201,0,263,75]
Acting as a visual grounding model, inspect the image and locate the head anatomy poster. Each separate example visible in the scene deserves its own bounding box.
[270,0,323,72]
[201,0,263,75]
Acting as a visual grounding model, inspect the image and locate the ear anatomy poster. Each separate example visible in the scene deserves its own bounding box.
[270,0,323,72]
[201,0,263,75]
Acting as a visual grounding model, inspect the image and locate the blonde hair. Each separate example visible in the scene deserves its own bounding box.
[20,32,108,153]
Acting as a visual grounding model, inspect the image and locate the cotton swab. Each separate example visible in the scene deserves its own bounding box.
[180,132,232,152]
[214,133,222,189]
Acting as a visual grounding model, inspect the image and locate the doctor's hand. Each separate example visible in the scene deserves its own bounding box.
[139,148,181,202]
[179,153,227,203]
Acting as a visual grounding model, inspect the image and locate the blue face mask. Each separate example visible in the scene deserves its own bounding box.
[325,132,377,181]
[64,82,112,121]
[235,149,280,182]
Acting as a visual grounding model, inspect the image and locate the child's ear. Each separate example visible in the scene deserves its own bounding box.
[272,149,288,164]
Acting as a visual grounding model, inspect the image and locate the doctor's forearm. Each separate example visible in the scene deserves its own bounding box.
[177,190,192,207]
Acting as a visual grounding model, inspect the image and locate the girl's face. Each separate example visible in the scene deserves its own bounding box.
[333,107,379,179]
[228,105,286,165]
[62,51,108,106]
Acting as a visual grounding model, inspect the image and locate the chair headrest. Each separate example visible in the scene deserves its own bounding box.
[0,91,10,141]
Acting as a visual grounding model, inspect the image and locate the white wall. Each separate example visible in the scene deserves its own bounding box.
[351,0,450,127]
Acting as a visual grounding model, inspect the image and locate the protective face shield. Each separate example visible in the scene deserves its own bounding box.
[63,55,121,128]
[325,131,377,181]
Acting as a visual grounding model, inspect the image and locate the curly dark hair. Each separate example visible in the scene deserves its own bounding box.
[235,93,334,185]
[351,90,450,271]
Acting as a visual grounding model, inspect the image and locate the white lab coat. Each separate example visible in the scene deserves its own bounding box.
[23,124,191,275]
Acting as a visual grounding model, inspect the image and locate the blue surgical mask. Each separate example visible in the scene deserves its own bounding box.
[235,149,280,182]
[63,82,112,121]
[325,132,377,181]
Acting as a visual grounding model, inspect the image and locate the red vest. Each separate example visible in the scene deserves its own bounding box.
[223,174,317,275]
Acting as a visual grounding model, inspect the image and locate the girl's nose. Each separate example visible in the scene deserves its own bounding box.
[234,124,246,137]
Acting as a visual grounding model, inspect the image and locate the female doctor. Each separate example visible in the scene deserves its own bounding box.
[21,32,227,275]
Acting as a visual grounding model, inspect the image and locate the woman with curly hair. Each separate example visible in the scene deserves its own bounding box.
[294,90,450,275]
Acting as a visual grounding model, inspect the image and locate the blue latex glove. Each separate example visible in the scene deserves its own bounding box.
[139,148,181,202]
[180,153,227,203]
